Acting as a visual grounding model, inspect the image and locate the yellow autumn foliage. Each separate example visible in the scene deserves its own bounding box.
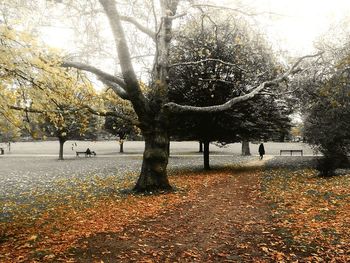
[0,24,107,138]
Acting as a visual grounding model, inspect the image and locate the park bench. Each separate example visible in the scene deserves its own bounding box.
[76,151,96,157]
[0,147,4,155]
[280,149,303,156]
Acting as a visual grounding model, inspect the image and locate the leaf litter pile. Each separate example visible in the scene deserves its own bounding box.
[1,157,350,262]
[262,166,350,262]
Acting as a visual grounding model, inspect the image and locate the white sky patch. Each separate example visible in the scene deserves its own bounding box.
[38,1,350,56]
[221,0,350,55]
[39,25,74,51]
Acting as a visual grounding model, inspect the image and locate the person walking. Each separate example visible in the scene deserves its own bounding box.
[258,143,265,160]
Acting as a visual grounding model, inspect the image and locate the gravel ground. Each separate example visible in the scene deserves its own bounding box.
[265,156,319,169]
[0,154,255,198]
[0,149,256,222]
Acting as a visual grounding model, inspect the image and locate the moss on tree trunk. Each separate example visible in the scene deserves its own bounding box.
[241,140,251,156]
[134,131,172,192]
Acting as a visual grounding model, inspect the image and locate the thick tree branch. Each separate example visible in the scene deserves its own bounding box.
[167,12,187,20]
[103,80,129,100]
[120,15,156,40]
[62,61,131,100]
[82,105,140,126]
[62,61,126,88]
[99,0,150,118]
[164,52,322,113]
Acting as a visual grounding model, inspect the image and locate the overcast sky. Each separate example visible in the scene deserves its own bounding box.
[220,0,350,55]
[41,0,350,57]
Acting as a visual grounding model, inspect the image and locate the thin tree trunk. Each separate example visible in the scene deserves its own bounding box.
[199,141,203,153]
[58,137,66,160]
[241,140,251,156]
[134,131,172,192]
[203,140,210,170]
[119,140,124,153]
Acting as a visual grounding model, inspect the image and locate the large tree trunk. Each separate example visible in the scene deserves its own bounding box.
[241,140,251,156]
[58,137,66,160]
[199,141,203,153]
[203,140,210,170]
[134,130,172,192]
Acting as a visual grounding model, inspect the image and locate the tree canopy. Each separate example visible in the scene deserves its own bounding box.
[0,25,104,159]
[292,22,350,175]
[168,13,292,168]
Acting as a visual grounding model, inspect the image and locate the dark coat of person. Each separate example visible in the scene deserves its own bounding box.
[86,148,91,155]
[258,143,265,155]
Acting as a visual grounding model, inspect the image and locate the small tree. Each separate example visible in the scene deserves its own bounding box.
[103,90,139,153]
[104,116,139,153]
[34,111,100,160]
[304,73,350,176]
[296,22,350,176]
[0,25,102,159]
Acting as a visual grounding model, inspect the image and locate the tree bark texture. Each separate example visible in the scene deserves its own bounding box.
[203,141,210,170]
[241,140,251,156]
[134,129,172,192]
[119,140,124,153]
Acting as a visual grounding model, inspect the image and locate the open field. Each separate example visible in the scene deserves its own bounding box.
[0,140,315,156]
[0,141,315,221]
[0,141,314,213]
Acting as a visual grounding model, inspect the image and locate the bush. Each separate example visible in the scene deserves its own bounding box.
[316,152,349,177]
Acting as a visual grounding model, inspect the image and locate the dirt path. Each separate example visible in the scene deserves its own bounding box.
[70,158,276,262]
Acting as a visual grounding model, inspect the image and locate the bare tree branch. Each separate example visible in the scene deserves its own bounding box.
[168,12,187,20]
[8,104,140,126]
[169,58,248,72]
[172,3,285,21]
[120,15,156,40]
[103,80,129,100]
[62,61,131,100]
[164,52,323,113]
[198,78,235,85]
[99,0,150,118]
[62,61,126,88]
[8,105,53,114]
[191,4,285,17]
[81,105,140,126]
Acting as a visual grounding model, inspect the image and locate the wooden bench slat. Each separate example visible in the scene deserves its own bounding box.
[76,151,96,157]
[280,150,303,156]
